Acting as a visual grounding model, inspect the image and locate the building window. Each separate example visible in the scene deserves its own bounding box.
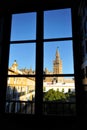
[43,8,76,116]
[6,12,36,114]
[3,8,76,116]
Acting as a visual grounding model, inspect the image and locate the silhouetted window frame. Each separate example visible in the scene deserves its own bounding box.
[6,8,76,116]
[0,2,83,117]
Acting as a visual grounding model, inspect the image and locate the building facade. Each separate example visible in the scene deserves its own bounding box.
[6,48,75,101]
[7,60,35,101]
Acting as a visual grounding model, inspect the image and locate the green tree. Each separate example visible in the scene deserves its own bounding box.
[43,89,66,101]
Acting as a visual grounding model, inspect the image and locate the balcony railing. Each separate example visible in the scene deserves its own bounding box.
[5,100,35,114]
[43,101,76,116]
[5,100,76,116]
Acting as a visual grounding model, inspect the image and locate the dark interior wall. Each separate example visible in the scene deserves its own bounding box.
[0,0,87,129]
[0,0,80,14]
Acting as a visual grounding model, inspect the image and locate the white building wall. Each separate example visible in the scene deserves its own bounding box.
[44,82,75,93]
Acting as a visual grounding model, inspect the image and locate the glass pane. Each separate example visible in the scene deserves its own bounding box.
[44,41,74,74]
[44,8,72,39]
[8,43,36,75]
[43,76,76,116]
[6,77,35,114]
[10,12,36,41]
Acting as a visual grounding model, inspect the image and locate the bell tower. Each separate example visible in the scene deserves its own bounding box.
[53,47,62,74]
[53,47,63,83]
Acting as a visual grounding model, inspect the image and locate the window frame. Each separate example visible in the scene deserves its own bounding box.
[0,3,85,117]
[7,9,75,116]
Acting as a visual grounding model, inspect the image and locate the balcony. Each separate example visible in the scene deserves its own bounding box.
[5,100,76,116]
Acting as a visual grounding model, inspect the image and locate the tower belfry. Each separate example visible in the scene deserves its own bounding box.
[53,47,63,83]
[53,47,62,74]
[56,47,60,60]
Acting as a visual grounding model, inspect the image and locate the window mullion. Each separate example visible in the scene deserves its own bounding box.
[0,14,12,114]
[71,7,86,116]
[35,11,43,115]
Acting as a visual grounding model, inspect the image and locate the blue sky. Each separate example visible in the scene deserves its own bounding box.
[9,8,74,74]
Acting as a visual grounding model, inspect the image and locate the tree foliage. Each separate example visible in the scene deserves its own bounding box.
[43,89,66,101]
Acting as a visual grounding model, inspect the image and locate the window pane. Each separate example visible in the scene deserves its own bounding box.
[43,76,76,116]
[44,41,74,74]
[10,12,36,41]
[8,43,36,75]
[44,8,72,39]
[6,77,35,114]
